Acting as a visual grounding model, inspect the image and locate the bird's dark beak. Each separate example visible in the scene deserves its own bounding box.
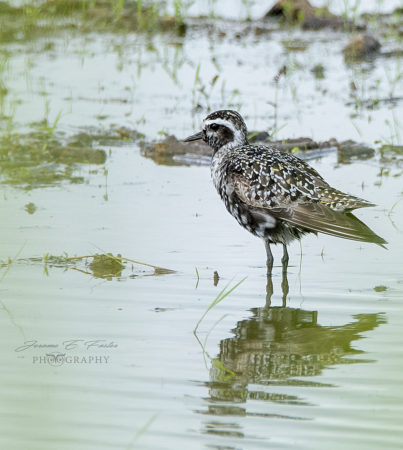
[183,131,204,142]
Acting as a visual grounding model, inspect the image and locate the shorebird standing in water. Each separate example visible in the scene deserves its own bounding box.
[184,110,386,274]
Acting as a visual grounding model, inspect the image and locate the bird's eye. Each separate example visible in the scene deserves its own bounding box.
[210,123,219,131]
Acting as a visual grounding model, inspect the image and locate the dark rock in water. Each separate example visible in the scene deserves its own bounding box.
[265,0,316,21]
[263,0,362,30]
[343,33,381,60]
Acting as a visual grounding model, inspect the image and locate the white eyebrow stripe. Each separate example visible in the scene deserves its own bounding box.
[204,118,237,132]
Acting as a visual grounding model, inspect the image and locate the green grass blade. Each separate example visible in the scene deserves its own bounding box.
[194,277,246,333]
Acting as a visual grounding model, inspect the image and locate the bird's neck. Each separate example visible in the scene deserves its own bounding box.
[213,136,249,155]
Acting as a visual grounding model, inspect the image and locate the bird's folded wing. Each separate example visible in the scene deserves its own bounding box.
[230,152,375,211]
[270,203,386,245]
[229,155,324,208]
[280,152,326,183]
[230,159,385,245]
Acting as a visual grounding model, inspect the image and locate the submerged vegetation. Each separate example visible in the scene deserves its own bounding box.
[0,123,144,188]
[0,130,103,188]
[0,252,174,279]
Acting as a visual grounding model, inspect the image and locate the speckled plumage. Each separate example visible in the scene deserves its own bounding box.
[184,110,386,272]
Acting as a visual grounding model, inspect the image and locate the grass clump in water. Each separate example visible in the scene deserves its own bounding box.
[1,252,175,280]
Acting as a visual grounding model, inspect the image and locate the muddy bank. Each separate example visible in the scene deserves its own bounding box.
[142,134,376,166]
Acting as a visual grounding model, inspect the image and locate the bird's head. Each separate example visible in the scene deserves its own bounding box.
[184,110,249,153]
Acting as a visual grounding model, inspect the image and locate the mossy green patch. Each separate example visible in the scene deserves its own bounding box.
[89,253,125,278]
[24,202,37,214]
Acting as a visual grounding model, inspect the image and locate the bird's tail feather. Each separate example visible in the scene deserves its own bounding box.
[271,203,387,247]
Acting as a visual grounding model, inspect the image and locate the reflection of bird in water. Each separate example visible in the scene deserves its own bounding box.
[184,110,386,274]
[202,275,385,420]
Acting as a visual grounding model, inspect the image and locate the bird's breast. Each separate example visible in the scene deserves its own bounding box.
[211,156,280,239]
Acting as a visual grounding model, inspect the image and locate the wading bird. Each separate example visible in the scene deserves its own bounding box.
[184,110,386,274]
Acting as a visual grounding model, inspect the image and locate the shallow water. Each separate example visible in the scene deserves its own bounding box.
[0,2,403,449]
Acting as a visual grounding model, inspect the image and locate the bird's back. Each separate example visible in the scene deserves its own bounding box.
[212,144,386,246]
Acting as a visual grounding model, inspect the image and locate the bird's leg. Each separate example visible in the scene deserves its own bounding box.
[281,244,289,273]
[265,274,274,307]
[264,240,273,275]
